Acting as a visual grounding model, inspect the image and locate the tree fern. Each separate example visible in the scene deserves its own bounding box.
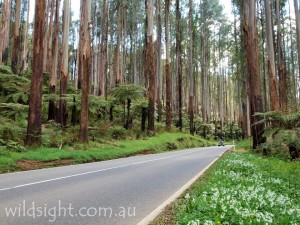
[0,103,29,120]
[0,74,30,95]
[254,111,300,159]
[255,111,300,129]
[0,65,13,75]
[111,84,144,103]
[3,92,29,104]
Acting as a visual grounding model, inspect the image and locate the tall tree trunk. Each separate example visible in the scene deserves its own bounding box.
[200,3,208,124]
[121,0,127,84]
[259,0,269,112]
[165,0,171,131]
[176,0,182,130]
[276,0,288,112]
[26,0,46,146]
[243,0,265,149]
[264,0,280,111]
[77,0,84,89]
[0,0,11,64]
[188,0,194,135]
[114,3,121,85]
[147,0,155,133]
[21,0,30,72]
[48,0,61,121]
[46,0,55,72]
[133,19,138,85]
[42,0,50,72]
[156,0,162,122]
[59,0,70,127]
[79,0,91,143]
[11,0,21,74]
[98,0,108,96]
[289,1,298,109]
[294,0,300,82]
[0,0,10,63]
[143,0,148,92]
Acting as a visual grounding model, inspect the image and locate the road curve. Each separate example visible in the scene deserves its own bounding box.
[0,146,230,225]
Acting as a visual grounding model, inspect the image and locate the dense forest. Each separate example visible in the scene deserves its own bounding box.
[0,0,299,158]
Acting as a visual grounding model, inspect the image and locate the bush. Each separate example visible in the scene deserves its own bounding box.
[255,111,300,160]
[155,122,167,133]
[0,65,13,75]
[0,139,26,152]
[108,126,128,140]
[256,129,300,160]
[42,122,78,148]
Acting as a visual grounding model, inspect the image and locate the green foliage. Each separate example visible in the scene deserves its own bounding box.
[0,65,13,75]
[131,99,149,117]
[0,103,28,120]
[169,152,300,225]
[42,122,79,148]
[0,156,17,173]
[255,111,300,159]
[43,92,112,123]
[236,139,252,149]
[0,139,26,152]
[255,111,300,129]
[88,95,111,118]
[193,120,242,141]
[4,92,29,104]
[0,118,26,144]
[108,126,129,140]
[0,74,30,96]
[111,84,144,103]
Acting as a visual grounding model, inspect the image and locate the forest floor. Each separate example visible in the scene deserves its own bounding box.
[0,132,215,174]
[151,140,300,225]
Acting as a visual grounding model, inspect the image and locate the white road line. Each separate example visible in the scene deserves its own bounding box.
[0,148,209,192]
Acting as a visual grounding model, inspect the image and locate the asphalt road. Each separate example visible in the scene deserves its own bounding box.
[0,146,230,225]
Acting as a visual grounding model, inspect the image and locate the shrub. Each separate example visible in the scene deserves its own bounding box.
[0,139,26,152]
[255,111,300,160]
[42,122,78,148]
[108,126,128,140]
[0,65,13,75]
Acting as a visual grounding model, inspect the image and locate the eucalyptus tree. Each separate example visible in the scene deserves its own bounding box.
[188,0,194,135]
[147,0,155,133]
[243,0,265,148]
[199,0,224,124]
[232,2,250,137]
[165,0,171,131]
[11,0,21,74]
[114,1,122,85]
[46,0,55,72]
[26,0,47,146]
[79,0,91,143]
[21,0,30,72]
[0,0,10,64]
[156,0,162,122]
[48,0,61,121]
[176,0,183,130]
[264,0,280,111]
[59,0,70,127]
[294,0,300,82]
[276,0,287,112]
[288,0,299,109]
[98,0,108,97]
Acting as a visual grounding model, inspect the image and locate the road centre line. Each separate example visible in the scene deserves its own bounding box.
[0,148,208,192]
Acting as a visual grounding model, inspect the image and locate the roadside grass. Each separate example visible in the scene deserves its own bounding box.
[0,132,214,173]
[151,149,300,225]
[235,138,252,150]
